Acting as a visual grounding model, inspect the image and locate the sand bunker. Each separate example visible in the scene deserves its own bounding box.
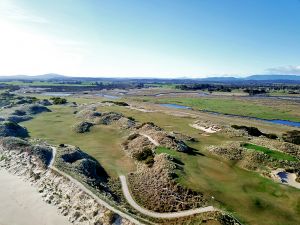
[271,169,300,189]
[190,123,221,133]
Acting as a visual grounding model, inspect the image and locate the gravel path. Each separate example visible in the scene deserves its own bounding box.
[119,175,216,219]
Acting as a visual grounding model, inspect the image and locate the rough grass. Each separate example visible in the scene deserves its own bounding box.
[136,96,300,122]
[243,143,298,162]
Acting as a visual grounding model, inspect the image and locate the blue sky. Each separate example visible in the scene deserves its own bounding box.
[0,0,300,77]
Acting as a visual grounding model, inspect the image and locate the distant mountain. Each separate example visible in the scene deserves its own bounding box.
[199,77,240,82]
[0,73,300,83]
[245,75,300,81]
[0,73,67,80]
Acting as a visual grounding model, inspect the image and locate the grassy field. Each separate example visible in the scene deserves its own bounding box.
[21,105,135,176]
[132,96,300,122]
[243,143,298,162]
[21,96,300,225]
[95,104,300,225]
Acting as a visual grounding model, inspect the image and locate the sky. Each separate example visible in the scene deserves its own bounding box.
[0,0,300,78]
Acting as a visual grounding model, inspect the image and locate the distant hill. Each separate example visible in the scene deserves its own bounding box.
[245,75,300,81]
[199,77,239,82]
[0,73,67,81]
[0,73,300,83]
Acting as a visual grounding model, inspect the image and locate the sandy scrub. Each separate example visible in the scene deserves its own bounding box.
[0,169,70,225]
[119,175,216,218]
[189,123,221,133]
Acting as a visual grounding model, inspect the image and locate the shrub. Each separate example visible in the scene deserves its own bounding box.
[102,100,129,106]
[282,130,300,145]
[135,148,153,161]
[50,97,67,105]
[264,133,278,139]
[231,125,263,137]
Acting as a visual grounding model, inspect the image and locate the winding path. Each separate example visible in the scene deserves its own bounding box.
[119,175,216,219]
[49,147,142,225]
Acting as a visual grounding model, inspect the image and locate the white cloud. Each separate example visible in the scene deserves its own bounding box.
[0,0,48,24]
[266,65,300,75]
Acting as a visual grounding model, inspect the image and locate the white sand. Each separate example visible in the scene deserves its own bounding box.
[0,169,70,225]
[189,124,221,133]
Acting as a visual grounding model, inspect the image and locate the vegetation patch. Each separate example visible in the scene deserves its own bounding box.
[102,100,129,106]
[282,130,300,145]
[50,97,67,104]
[242,143,298,162]
[232,125,277,139]
[0,121,29,138]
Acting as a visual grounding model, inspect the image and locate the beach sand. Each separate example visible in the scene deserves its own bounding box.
[0,169,70,225]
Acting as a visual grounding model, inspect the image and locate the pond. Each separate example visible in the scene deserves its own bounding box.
[159,103,191,109]
[95,94,120,99]
[41,92,72,97]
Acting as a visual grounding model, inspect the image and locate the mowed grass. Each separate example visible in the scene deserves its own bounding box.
[21,105,136,176]
[243,143,298,162]
[135,96,300,122]
[96,104,300,225]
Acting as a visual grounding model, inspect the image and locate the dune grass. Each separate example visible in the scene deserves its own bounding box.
[243,143,298,162]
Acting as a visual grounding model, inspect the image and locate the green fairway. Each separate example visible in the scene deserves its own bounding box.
[95,104,300,225]
[243,143,298,162]
[134,96,300,122]
[20,98,300,225]
[21,105,136,176]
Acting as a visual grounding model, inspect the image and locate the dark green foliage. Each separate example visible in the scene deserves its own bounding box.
[102,100,129,106]
[282,130,300,145]
[50,97,67,104]
[136,148,153,161]
[135,148,154,166]
[231,125,263,136]
[0,121,29,138]
[232,125,278,139]
[264,133,278,139]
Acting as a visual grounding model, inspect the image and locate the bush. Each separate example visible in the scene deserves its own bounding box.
[0,121,29,138]
[232,125,278,139]
[231,125,263,137]
[50,97,67,105]
[264,133,278,139]
[102,100,129,106]
[135,148,154,161]
[282,130,300,145]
